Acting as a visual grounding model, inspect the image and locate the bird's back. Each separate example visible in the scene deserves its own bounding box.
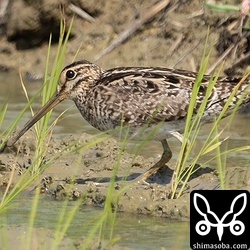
[88,67,250,128]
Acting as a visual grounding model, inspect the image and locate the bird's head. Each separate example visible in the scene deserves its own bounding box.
[0,60,103,151]
[57,60,103,100]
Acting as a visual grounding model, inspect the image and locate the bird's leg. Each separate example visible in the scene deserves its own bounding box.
[133,139,172,184]
[169,131,189,170]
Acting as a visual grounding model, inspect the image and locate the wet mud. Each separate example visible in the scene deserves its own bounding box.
[1,130,249,220]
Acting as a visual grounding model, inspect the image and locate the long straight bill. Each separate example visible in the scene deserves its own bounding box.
[1,92,66,151]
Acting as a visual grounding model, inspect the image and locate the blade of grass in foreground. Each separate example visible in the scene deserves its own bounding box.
[171,66,250,198]
[169,28,250,198]
[0,89,42,150]
[0,14,73,209]
[170,35,215,198]
[31,17,74,174]
[0,101,8,128]
[211,71,250,189]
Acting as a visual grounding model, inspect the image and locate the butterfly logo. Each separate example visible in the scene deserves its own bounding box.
[193,193,247,241]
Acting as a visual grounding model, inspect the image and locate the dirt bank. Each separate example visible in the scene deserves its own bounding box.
[1,0,250,76]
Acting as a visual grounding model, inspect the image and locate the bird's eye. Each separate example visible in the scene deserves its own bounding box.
[66,70,76,80]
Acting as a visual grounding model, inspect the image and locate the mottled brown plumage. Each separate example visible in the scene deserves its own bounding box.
[1,60,250,183]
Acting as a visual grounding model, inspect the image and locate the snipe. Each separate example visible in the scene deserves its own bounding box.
[1,60,250,183]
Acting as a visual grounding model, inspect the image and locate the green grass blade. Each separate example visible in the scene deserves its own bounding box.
[204,3,239,12]
[0,101,8,128]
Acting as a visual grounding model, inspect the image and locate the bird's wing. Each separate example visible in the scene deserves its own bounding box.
[94,67,245,126]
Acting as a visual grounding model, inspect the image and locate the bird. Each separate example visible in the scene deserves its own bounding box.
[1,60,250,183]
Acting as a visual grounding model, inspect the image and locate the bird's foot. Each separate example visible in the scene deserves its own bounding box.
[126,176,151,186]
[82,175,151,190]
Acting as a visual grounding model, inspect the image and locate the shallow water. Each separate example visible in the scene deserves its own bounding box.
[0,70,250,249]
[0,193,189,249]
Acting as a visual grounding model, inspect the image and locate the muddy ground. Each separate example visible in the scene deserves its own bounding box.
[0,0,250,223]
